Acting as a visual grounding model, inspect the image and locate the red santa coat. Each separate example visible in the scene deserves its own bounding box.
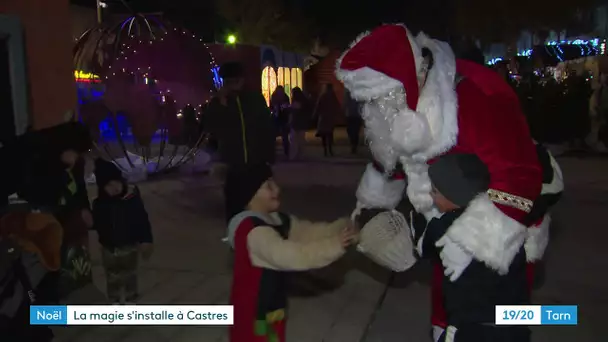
[336,24,545,274]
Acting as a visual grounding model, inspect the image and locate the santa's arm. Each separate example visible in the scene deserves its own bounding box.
[355,162,406,213]
[524,143,564,262]
[444,82,542,274]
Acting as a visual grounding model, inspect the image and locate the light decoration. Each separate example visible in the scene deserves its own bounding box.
[212,66,223,89]
[75,70,101,83]
[487,57,503,65]
[601,40,606,55]
[517,49,532,57]
[488,38,602,65]
[73,15,216,176]
[261,66,277,106]
[97,20,220,108]
[227,34,237,45]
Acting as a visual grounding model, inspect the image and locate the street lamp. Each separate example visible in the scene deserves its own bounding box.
[227,34,237,45]
[96,0,107,24]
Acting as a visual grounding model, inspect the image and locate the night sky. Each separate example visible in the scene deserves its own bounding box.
[69,0,597,49]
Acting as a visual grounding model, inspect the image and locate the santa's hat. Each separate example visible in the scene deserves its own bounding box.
[336,25,423,110]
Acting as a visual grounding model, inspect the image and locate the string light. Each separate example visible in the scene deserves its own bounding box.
[488,38,602,65]
[101,22,220,114]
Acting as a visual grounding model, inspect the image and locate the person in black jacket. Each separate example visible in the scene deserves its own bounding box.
[205,62,276,167]
[92,158,153,304]
[204,62,277,223]
[414,153,530,342]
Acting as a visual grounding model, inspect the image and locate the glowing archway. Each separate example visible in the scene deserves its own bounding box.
[277,67,291,98]
[261,66,277,106]
[275,67,303,98]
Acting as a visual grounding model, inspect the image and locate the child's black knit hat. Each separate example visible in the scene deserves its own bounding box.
[94,158,124,189]
[428,153,490,207]
[224,163,273,220]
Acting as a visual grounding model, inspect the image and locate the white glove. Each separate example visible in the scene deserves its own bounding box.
[436,235,473,282]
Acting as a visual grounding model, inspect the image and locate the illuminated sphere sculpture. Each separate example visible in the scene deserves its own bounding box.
[74,14,218,180]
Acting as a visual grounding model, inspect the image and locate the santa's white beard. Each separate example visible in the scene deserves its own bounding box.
[362,101,399,172]
[361,90,432,172]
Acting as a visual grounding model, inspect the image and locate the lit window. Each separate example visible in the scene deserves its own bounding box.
[277,67,292,99]
[261,66,277,107]
[295,68,302,89]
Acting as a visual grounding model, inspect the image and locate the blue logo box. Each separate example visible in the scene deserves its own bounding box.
[540,305,578,325]
[30,305,68,325]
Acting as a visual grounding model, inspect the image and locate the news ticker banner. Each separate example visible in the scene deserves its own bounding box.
[31,304,577,326]
[30,305,233,325]
[495,305,577,325]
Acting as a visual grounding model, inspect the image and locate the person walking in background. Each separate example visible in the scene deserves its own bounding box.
[314,83,340,157]
[182,104,200,148]
[271,86,291,158]
[289,87,311,160]
[204,61,276,223]
[93,159,153,304]
[344,89,362,154]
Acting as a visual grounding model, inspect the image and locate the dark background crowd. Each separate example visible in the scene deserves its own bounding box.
[494,63,603,149]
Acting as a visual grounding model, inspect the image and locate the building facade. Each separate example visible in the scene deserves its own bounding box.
[1,0,76,135]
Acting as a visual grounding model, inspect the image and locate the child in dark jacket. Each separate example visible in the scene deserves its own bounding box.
[415,154,530,342]
[92,159,153,304]
[224,163,358,342]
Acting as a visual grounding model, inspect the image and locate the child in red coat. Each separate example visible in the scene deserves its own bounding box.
[224,163,357,342]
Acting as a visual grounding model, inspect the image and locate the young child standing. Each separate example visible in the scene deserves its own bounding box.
[415,154,530,342]
[92,158,153,304]
[224,163,357,342]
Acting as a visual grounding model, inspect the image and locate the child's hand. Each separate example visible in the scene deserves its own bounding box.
[339,223,359,248]
[139,243,154,260]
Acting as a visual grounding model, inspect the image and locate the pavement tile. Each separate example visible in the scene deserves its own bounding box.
[137,272,208,304]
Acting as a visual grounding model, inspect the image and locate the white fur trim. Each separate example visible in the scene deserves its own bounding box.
[541,151,564,195]
[408,33,459,161]
[337,27,459,166]
[391,106,433,154]
[432,325,445,342]
[336,67,404,101]
[356,163,406,209]
[336,26,422,102]
[402,159,434,214]
[524,214,551,262]
[445,193,527,274]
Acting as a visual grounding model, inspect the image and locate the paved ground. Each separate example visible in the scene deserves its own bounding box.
[52,144,607,342]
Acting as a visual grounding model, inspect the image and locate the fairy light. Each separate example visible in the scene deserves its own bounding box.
[99,23,219,106]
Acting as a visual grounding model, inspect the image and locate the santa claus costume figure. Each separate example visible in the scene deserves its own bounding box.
[336,25,563,341]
